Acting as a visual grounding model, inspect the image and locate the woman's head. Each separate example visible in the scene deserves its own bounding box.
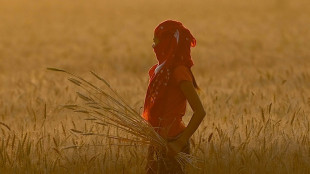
[152,20,196,68]
[152,20,199,90]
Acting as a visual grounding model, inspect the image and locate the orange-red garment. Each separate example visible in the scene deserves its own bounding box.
[143,20,196,139]
[147,65,193,138]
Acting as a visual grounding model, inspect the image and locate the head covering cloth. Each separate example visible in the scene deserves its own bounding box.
[153,20,196,68]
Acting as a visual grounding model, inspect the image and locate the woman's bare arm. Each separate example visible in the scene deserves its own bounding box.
[178,80,206,142]
[167,80,206,155]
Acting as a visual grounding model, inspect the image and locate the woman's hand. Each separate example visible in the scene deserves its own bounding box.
[166,136,188,157]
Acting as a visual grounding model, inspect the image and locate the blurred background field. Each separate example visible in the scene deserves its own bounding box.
[0,0,310,173]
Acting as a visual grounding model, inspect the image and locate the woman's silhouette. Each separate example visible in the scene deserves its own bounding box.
[143,20,206,174]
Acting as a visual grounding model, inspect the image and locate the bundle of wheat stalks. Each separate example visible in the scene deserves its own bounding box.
[48,68,200,171]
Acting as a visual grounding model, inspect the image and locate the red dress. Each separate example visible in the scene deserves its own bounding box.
[144,64,193,138]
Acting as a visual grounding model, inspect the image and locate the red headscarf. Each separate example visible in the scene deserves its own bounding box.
[143,20,196,134]
[153,20,196,68]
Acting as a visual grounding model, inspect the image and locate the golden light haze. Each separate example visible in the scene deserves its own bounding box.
[0,0,310,173]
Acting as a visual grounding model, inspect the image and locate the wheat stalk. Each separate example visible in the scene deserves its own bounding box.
[47,67,201,171]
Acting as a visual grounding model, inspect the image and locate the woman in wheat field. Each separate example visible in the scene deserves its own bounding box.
[143,20,206,174]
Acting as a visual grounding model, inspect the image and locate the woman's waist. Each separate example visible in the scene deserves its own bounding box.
[148,114,185,130]
[148,112,184,124]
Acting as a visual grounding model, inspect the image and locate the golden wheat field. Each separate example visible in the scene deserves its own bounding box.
[1,0,310,173]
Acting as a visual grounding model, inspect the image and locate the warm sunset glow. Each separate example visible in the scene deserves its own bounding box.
[0,0,309,173]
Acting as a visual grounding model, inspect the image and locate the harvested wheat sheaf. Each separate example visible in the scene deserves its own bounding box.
[47,67,201,171]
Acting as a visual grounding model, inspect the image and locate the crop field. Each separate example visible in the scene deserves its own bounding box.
[0,0,310,173]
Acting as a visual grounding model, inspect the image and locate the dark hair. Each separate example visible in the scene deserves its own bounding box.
[189,69,200,90]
